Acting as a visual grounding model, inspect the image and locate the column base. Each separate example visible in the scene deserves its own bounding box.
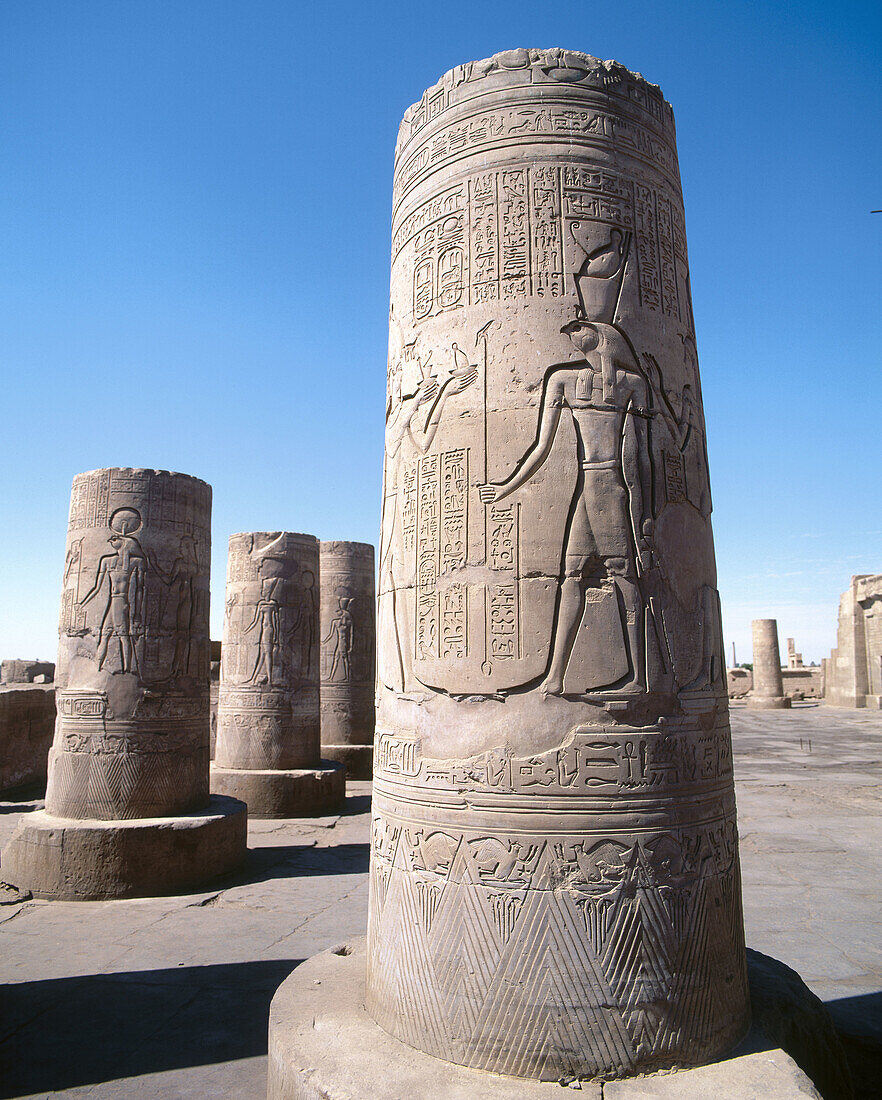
[320,743,373,780]
[0,795,247,901]
[267,939,842,1100]
[747,696,792,709]
[210,761,345,817]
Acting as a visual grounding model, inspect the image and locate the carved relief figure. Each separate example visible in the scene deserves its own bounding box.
[380,340,477,692]
[480,321,653,695]
[570,223,631,322]
[152,534,199,678]
[286,569,317,679]
[243,578,282,686]
[78,507,147,674]
[323,595,354,683]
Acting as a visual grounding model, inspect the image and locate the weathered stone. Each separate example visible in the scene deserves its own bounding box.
[0,796,246,901]
[1,468,246,898]
[211,533,344,816]
[267,941,827,1100]
[747,619,790,709]
[824,574,882,708]
[0,685,55,794]
[365,49,749,1081]
[0,659,54,684]
[727,667,753,698]
[319,541,375,779]
[744,949,853,1100]
[781,667,822,699]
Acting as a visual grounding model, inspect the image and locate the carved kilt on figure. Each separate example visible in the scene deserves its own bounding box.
[367,50,750,1080]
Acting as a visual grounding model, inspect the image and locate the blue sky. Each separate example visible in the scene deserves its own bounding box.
[0,0,879,664]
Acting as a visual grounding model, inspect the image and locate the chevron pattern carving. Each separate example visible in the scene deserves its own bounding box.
[367,821,748,1080]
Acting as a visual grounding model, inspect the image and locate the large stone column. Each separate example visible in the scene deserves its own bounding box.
[2,468,246,899]
[319,540,376,779]
[211,533,345,815]
[748,618,790,709]
[364,50,749,1080]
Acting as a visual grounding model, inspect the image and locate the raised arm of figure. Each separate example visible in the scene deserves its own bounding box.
[478,372,566,503]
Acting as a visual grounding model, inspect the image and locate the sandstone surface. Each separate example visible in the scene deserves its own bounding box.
[211,532,344,816]
[1,468,246,898]
[319,541,375,778]
[367,49,749,1080]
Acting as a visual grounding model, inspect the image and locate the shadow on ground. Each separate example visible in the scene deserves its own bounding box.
[244,842,370,883]
[0,958,301,1097]
[338,793,372,817]
[825,990,882,1100]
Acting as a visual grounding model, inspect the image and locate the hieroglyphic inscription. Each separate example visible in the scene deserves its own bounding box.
[441,449,468,571]
[561,166,634,225]
[663,451,687,504]
[415,454,440,659]
[68,469,111,531]
[376,721,733,797]
[440,584,467,659]
[401,463,417,554]
[416,450,474,661]
[469,173,498,302]
[488,504,519,661]
[530,166,565,297]
[656,197,679,318]
[394,105,678,207]
[396,165,680,316]
[500,169,529,299]
[376,731,419,776]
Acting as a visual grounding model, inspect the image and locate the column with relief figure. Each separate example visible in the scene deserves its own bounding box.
[211,532,345,815]
[267,50,750,1095]
[319,541,376,779]
[2,468,246,900]
[366,50,750,1079]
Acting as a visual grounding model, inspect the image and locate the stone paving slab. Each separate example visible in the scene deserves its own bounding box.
[0,710,880,1099]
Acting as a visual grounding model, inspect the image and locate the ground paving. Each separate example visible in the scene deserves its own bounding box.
[0,706,879,1099]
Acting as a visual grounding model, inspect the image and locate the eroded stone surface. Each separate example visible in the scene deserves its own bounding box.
[47,468,212,820]
[0,659,54,684]
[368,49,749,1080]
[0,685,55,794]
[320,541,375,777]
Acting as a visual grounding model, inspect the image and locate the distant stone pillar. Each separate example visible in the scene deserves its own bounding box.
[1,468,246,899]
[211,533,345,816]
[748,619,790,709]
[319,541,376,779]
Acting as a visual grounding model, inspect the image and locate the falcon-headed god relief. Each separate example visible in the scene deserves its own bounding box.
[479,320,653,696]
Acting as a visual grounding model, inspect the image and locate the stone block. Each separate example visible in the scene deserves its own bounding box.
[0,685,55,794]
[1,795,246,901]
[210,761,345,817]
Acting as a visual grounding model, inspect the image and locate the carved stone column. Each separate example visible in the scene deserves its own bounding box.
[2,468,246,899]
[211,533,345,815]
[365,50,750,1079]
[748,618,790,709]
[320,541,376,779]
